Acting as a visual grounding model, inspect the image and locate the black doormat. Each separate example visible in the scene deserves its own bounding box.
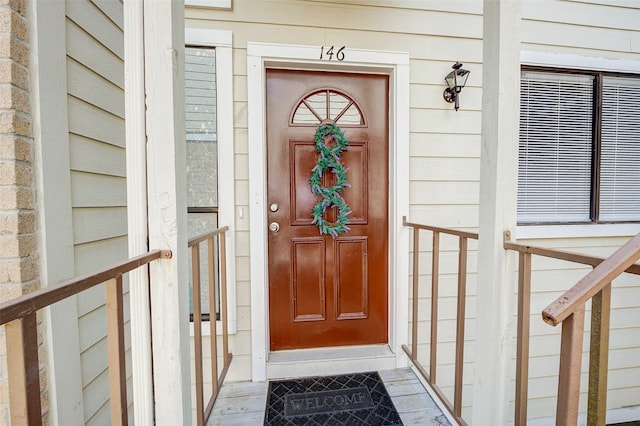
[264,371,403,425]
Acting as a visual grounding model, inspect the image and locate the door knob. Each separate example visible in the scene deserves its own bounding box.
[269,222,280,233]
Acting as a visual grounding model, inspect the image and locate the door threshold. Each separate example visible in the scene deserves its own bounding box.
[266,344,395,379]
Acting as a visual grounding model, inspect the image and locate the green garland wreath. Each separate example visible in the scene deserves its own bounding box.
[310,124,351,237]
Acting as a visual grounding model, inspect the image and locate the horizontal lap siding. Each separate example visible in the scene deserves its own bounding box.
[520,0,640,419]
[522,0,640,56]
[65,0,128,423]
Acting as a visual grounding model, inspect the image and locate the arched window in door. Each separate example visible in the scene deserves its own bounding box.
[291,89,365,126]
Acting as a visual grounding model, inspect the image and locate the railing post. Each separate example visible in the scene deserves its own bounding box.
[106,276,128,426]
[6,313,42,426]
[219,231,230,370]
[191,245,205,426]
[515,252,531,426]
[411,228,420,362]
[208,237,219,398]
[587,284,611,425]
[454,236,468,417]
[556,307,586,426]
[430,231,440,382]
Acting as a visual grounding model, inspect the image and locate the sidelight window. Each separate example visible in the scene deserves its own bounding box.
[185,46,219,321]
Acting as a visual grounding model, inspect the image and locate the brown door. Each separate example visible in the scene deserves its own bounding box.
[267,69,389,350]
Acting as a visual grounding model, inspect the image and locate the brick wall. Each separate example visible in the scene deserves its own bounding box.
[0,0,47,423]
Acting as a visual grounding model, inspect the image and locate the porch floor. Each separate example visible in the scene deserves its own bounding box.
[207,368,451,425]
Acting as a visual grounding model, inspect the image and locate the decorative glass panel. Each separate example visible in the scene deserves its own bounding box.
[291,89,364,125]
[329,91,350,120]
[291,102,318,124]
[338,103,364,125]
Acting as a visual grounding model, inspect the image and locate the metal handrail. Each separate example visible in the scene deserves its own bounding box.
[504,238,640,277]
[403,218,478,240]
[542,233,640,425]
[0,249,172,425]
[188,225,229,247]
[0,250,171,325]
[506,233,640,425]
[404,217,640,425]
[542,234,640,326]
[402,216,476,425]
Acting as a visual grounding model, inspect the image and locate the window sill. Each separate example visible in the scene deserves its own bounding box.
[185,0,231,9]
[516,223,640,240]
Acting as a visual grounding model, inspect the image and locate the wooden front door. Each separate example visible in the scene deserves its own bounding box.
[266,69,389,350]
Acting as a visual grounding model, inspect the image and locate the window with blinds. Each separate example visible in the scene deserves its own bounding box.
[518,69,640,224]
[600,76,640,221]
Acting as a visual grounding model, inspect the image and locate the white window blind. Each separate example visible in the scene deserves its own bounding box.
[600,76,640,221]
[185,47,217,138]
[518,72,595,223]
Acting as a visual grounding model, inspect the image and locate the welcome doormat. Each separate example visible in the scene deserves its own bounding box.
[263,371,403,425]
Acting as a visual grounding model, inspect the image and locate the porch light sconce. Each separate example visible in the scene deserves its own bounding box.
[443,62,470,111]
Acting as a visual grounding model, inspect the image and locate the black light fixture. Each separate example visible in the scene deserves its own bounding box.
[443,62,470,111]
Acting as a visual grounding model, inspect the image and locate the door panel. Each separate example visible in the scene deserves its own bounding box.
[267,69,389,350]
[335,237,368,320]
[342,143,367,223]
[291,238,326,322]
[291,141,318,225]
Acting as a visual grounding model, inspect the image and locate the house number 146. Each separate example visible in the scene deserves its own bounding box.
[320,46,345,61]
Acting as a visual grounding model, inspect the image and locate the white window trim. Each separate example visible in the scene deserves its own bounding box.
[521,51,640,74]
[518,223,640,240]
[517,51,640,240]
[247,42,410,381]
[185,27,237,335]
[185,0,232,9]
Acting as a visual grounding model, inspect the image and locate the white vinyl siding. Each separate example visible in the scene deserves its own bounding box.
[600,76,640,222]
[518,72,594,223]
[66,1,129,423]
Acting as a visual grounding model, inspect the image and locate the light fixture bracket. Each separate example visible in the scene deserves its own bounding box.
[443,87,456,104]
[443,62,470,111]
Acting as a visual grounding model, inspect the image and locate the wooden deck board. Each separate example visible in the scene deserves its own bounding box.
[206,368,450,425]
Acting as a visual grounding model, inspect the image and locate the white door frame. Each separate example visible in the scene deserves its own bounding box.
[247,42,410,381]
